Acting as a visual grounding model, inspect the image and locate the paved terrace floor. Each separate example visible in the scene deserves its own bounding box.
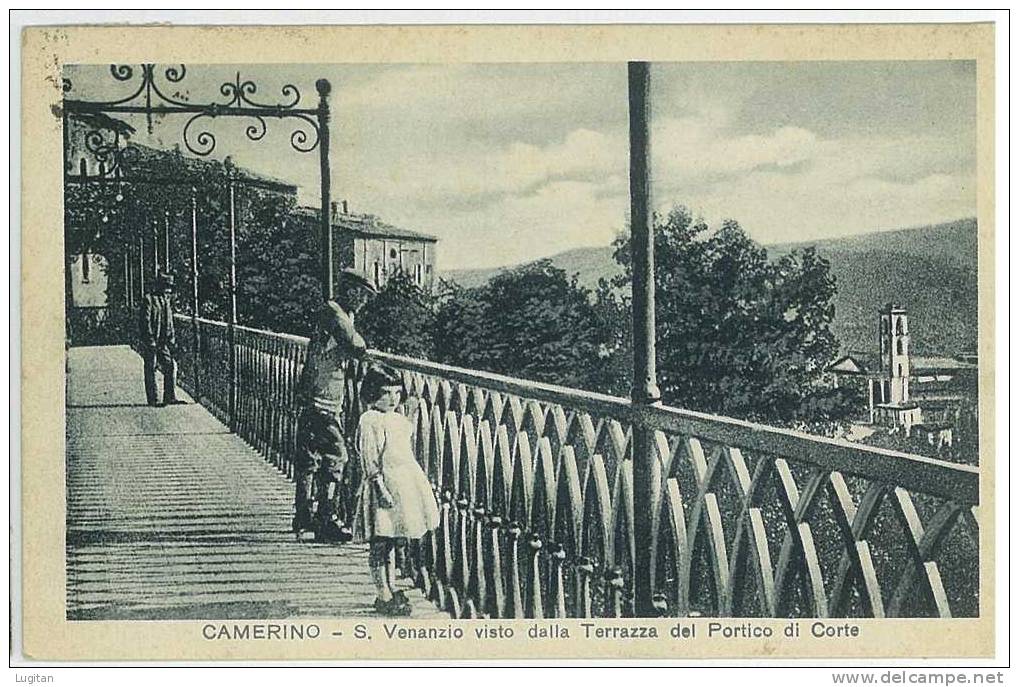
[66,345,445,620]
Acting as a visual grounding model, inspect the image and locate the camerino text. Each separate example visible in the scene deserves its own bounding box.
[202,624,320,640]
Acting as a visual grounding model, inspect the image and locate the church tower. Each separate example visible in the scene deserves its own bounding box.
[879,303,910,404]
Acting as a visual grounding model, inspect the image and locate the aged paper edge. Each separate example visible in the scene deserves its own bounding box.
[20,22,996,661]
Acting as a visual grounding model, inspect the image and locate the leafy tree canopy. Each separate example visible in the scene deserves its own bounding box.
[612,206,858,430]
[432,260,617,390]
[358,269,436,359]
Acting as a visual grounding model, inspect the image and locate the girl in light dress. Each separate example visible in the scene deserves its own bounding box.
[354,364,439,616]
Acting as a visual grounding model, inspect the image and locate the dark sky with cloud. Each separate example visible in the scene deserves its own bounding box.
[66,61,976,269]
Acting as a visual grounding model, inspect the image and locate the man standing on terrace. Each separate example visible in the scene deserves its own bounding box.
[138,271,184,407]
[293,269,378,542]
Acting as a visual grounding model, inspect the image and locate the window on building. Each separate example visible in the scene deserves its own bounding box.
[373,261,381,287]
[897,339,904,355]
[390,248,397,259]
[896,317,905,335]
[81,252,91,283]
[425,264,432,274]
[415,264,423,285]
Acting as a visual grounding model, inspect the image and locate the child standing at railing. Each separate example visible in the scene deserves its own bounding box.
[354,364,439,616]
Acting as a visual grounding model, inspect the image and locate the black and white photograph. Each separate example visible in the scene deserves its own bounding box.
[15,18,1001,665]
[61,57,983,621]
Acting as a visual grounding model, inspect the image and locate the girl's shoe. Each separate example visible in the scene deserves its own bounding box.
[374,596,412,617]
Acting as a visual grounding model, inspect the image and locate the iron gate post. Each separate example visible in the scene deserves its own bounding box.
[628,61,662,618]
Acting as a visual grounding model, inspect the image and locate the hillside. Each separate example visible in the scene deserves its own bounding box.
[444,245,617,291]
[441,218,979,355]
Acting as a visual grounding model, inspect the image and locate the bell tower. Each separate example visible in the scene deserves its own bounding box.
[879,303,910,404]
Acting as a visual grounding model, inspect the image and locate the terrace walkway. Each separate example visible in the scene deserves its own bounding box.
[65,345,445,620]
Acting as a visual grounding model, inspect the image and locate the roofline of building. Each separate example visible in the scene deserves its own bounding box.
[295,206,439,242]
[340,225,439,243]
[123,142,299,193]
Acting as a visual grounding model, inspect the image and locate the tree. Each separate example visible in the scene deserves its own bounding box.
[64,140,315,339]
[236,190,322,336]
[358,269,436,358]
[612,206,858,431]
[432,260,616,390]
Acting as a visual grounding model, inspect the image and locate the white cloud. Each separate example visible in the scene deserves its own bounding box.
[66,63,976,271]
[290,66,978,269]
[653,115,826,182]
[381,179,626,271]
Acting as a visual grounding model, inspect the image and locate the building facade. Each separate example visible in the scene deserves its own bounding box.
[326,202,438,290]
[830,304,977,441]
[879,303,910,404]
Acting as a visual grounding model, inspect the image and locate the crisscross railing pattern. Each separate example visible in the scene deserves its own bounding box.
[172,314,980,619]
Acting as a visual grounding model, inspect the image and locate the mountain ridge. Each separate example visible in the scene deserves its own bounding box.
[441,218,978,355]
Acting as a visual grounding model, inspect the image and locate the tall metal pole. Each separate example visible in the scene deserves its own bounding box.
[163,209,171,272]
[227,177,238,431]
[628,61,661,618]
[316,78,334,300]
[190,186,201,400]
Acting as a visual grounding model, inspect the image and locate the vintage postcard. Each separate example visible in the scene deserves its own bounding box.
[18,21,996,662]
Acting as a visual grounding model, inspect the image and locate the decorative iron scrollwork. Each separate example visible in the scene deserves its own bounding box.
[63,63,323,159]
[78,124,139,178]
[83,128,122,169]
[287,114,321,153]
[182,114,218,157]
[219,72,301,110]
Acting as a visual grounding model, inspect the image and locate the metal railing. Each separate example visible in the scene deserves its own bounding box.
[173,314,981,619]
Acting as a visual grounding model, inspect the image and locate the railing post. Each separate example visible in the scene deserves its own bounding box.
[123,252,131,310]
[190,185,201,400]
[316,78,334,300]
[138,235,145,301]
[628,61,661,618]
[152,220,160,273]
[164,208,171,272]
[228,176,238,431]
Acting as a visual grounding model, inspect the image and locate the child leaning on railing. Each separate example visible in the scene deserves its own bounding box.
[353,364,440,616]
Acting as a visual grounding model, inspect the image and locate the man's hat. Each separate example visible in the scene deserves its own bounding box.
[337,268,378,294]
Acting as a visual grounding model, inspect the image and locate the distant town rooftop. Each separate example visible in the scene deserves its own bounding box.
[831,351,978,375]
[296,206,438,243]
